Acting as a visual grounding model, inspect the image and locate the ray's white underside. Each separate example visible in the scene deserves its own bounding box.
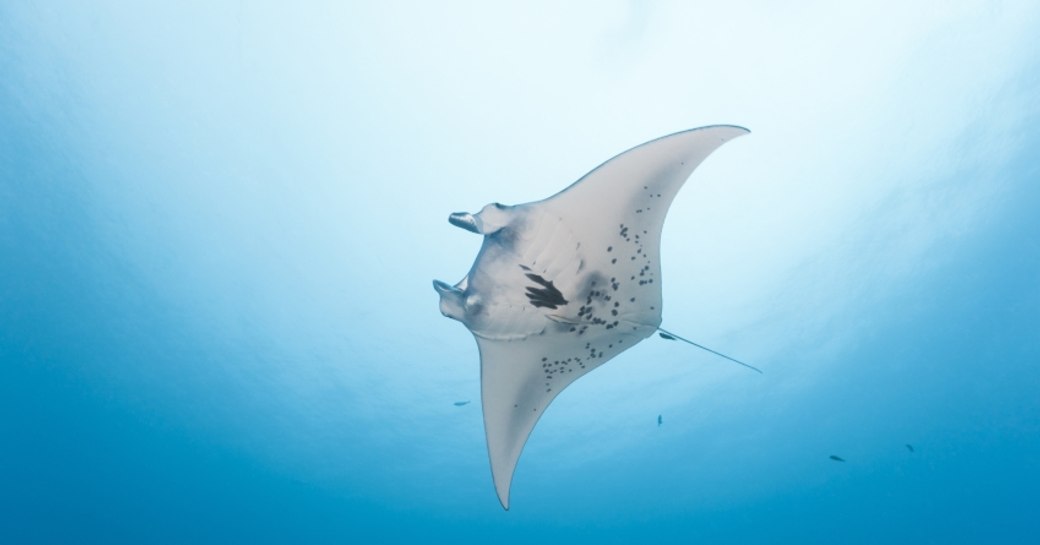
[434,125,749,509]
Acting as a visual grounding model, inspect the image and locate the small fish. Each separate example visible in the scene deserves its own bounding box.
[453,401,471,407]
[658,332,677,341]
[906,444,914,453]
[829,455,845,462]
[657,414,662,427]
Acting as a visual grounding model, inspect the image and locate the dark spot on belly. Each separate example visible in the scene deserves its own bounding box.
[520,266,568,309]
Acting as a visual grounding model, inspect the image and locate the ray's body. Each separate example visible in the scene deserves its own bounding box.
[434,126,750,508]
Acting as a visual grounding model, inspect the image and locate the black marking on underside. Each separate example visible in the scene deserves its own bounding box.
[519,265,568,309]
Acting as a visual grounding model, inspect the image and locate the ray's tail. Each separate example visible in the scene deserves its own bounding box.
[657,328,762,374]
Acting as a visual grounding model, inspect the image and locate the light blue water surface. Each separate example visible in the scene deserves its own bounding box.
[2,2,1039,543]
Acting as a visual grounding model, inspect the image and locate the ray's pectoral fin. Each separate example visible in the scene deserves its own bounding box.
[475,337,559,510]
[475,321,655,509]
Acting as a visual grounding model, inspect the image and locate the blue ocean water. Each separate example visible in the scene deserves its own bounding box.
[3,3,1039,544]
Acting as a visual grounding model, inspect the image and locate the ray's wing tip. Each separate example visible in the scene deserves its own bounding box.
[488,445,515,511]
[697,124,750,136]
[495,485,511,510]
[660,124,750,145]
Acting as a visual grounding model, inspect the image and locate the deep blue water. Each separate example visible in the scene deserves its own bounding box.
[3,3,1039,544]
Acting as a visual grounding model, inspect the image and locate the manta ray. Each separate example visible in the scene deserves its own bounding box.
[433,125,752,509]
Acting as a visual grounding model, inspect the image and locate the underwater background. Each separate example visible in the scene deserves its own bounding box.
[3,2,1038,543]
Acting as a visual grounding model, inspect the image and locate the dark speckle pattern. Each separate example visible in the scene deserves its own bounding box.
[519,265,568,309]
[516,186,667,410]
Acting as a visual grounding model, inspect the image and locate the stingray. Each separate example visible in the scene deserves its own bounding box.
[433,125,752,509]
